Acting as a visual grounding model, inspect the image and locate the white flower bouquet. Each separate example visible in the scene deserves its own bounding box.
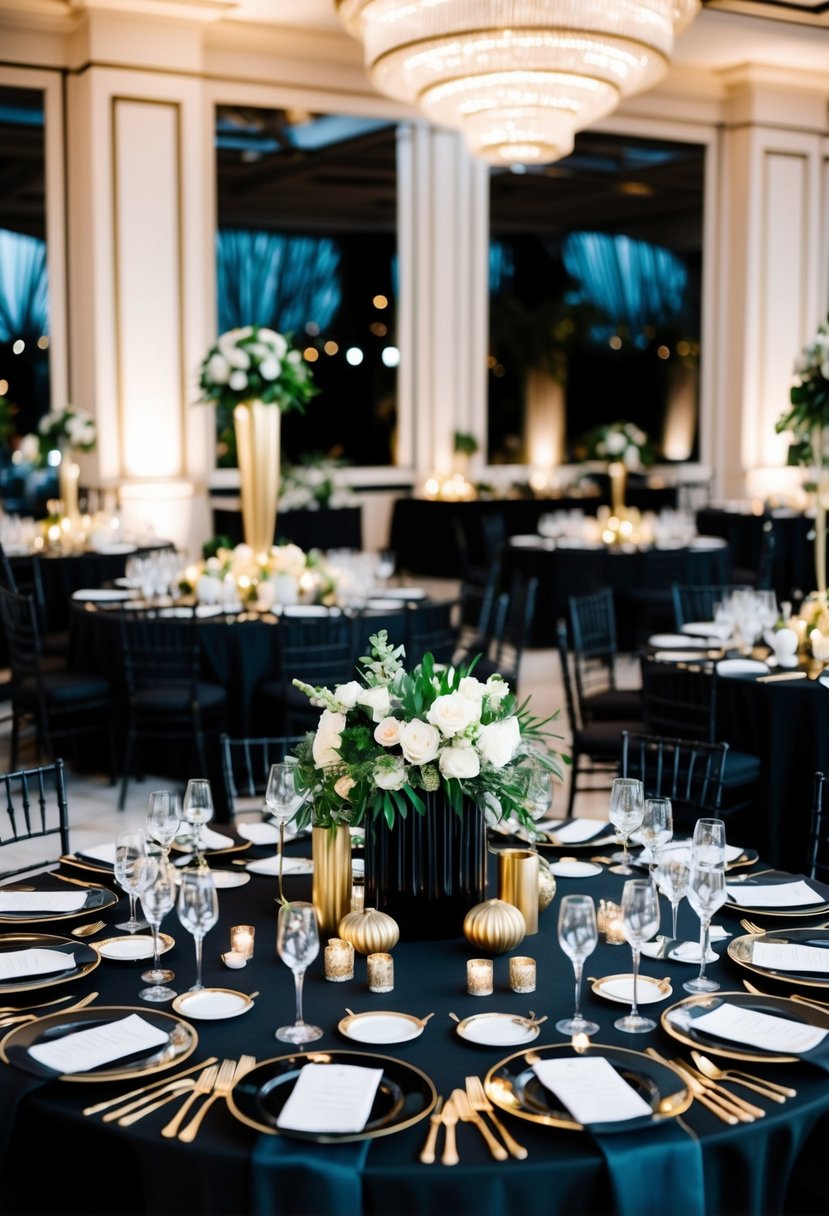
[776,316,829,465]
[583,420,653,470]
[178,542,336,608]
[197,325,317,414]
[290,631,563,830]
[21,406,96,466]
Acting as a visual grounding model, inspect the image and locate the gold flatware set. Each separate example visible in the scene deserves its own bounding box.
[0,990,98,1029]
[645,1047,796,1124]
[420,1077,528,1164]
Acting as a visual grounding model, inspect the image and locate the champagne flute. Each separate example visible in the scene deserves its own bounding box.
[275,900,323,1044]
[136,855,177,1002]
[614,878,660,1033]
[638,797,673,875]
[114,830,149,933]
[654,842,691,941]
[555,894,599,1037]
[182,778,213,859]
[146,790,182,858]
[684,856,727,994]
[608,778,645,875]
[265,762,309,901]
[176,869,219,992]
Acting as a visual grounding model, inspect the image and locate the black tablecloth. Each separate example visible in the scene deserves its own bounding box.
[211,506,363,554]
[1,843,828,1216]
[695,509,817,602]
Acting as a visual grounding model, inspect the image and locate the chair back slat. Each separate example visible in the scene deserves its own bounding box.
[0,758,69,878]
[621,730,727,828]
[220,733,305,818]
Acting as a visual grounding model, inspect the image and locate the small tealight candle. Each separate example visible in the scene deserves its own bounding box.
[509,956,536,994]
[230,925,255,960]
[467,958,494,996]
[367,952,394,993]
[324,938,355,983]
[598,899,626,945]
[222,951,246,969]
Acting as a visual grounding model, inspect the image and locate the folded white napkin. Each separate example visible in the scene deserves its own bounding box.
[176,827,234,851]
[246,855,313,876]
[78,843,117,865]
[0,947,74,980]
[669,940,719,963]
[0,891,87,913]
[237,822,281,846]
[28,1013,169,1074]
[548,819,607,844]
[277,1062,383,1133]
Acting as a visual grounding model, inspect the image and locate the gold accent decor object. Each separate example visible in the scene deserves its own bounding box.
[367,953,394,993]
[463,899,526,954]
[466,959,494,996]
[324,938,355,982]
[312,825,353,933]
[509,956,536,994]
[537,856,557,912]
[338,906,400,955]
[497,849,539,935]
[233,400,281,556]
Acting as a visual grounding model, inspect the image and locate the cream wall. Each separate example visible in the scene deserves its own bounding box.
[0,1,827,555]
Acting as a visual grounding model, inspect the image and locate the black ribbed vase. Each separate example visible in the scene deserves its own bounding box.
[363,794,487,940]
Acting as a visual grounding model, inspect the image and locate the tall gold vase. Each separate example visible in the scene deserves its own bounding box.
[608,460,627,516]
[312,825,353,934]
[59,447,80,521]
[233,400,281,556]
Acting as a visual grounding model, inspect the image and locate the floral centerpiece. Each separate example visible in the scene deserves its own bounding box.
[776,316,829,599]
[197,326,318,555]
[20,406,97,522]
[178,541,336,610]
[289,631,564,937]
[580,420,653,517]
[279,455,356,512]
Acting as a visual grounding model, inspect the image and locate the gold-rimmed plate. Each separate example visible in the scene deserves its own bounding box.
[484,1042,691,1132]
[590,974,673,1005]
[171,988,254,1021]
[453,1012,543,1048]
[727,929,829,991]
[0,876,118,926]
[227,1050,436,1142]
[535,819,616,851]
[94,933,174,961]
[338,1010,427,1045]
[170,829,251,860]
[726,848,760,872]
[60,852,115,876]
[0,932,101,994]
[0,1005,197,1081]
[661,990,829,1063]
[724,872,829,919]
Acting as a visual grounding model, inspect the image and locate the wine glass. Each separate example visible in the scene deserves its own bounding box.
[176,869,219,992]
[614,878,660,1034]
[275,900,323,1044]
[145,790,182,858]
[182,778,213,858]
[654,842,691,941]
[693,817,727,865]
[684,854,727,994]
[555,894,599,1037]
[376,549,396,588]
[113,830,149,933]
[136,855,177,1002]
[608,778,645,874]
[265,762,309,901]
[638,797,673,875]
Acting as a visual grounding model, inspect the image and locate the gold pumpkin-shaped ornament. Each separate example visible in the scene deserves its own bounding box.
[538,856,557,912]
[463,898,526,954]
[338,906,400,955]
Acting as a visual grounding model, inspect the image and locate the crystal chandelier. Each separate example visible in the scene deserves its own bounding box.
[336,1,700,166]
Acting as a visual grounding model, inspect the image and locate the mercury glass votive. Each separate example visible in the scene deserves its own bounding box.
[467,958,494,996]
[230,924,255,960]
[324,938,355,983]
[509,956,536,994]
[598,899,626,945]
[367,952,394,993]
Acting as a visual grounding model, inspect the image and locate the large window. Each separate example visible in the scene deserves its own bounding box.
[488,130,704,469]
[214,107,398,469]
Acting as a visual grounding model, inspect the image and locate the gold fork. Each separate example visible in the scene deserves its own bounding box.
[159,1064,218,1139]
[464,1075,528,1160]
[177,1057,239,1143]
[740,919,766,936]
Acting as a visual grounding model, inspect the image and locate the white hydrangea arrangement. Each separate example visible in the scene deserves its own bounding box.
[583,420,653,470]
[197,326,317,414]
[20,406,97,466]
[178,542,336,609]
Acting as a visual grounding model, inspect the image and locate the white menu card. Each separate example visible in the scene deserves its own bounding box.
[725,881,823,908]
[0,892,87,913]
[752,942,829,974]
[692,1002,828,1054]
[0,948,74,980]
[532,1057,653,1124]
[277,1062,383,1133]
[28,1013,169,1073]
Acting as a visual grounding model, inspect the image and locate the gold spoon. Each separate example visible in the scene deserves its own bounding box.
[71,920,106,937]
[690,1050,795,1101]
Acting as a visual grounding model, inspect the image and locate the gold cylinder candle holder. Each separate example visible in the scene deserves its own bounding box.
[598,899,626,945]
[498,849,539,935]
[230,924,255,960]
[312,824,353,933]
[467,958,494,996]
[324,937,355,983]
[367,952,394,993]
[350,877,365,913]
[509,955,536,994]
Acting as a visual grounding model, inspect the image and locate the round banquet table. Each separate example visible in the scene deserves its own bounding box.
[695,508,817,603]
[504,538,730,648]
[1,841,828,1216]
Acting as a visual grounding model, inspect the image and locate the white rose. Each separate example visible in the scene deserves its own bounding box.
[458,676,486,703]
[206,353,230,385]
[374,756,406,791]
[358,685,391,723]
[271,543,306,578]
[260,358,280,381]
[484,675,510,702]
[257,328,288,359]
[605,431,626,455]
[334,681,363,709]
[334,775,355,800]
[19,434,40,463]
[439,744,481,780]
[400,720,440,765]
[287,349,302,364]
[374,717,403,748]
[312,709,346,769]
[623,445,640,470]
[426,692,480,738]
[229,370,248,391]
[476,717,521,768]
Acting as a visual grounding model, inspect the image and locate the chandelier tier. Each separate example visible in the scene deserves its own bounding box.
[336,0,700,166]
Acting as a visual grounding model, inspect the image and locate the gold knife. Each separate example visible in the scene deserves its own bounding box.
[451,1088,508,1160]
[645,1048,740,1125]
[675,1060,766,1119]
[83,1057,220,1116]
[419,1096,444,1164]
[441,1097,459,1166]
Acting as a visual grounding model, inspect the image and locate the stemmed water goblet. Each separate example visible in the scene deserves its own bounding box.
[136,854,177,1002]
[265,762,309,901]
[555,894,599,1037]
[182,778,213,860]
[176,869,219,992]
[145,790,182,858]
[683,818,728,994]
[275,900,323,1044]
[608,778,645,874]
[637,797,673,876]
[614,878,660,1034]
[654,842,691,941]
[114,830,149,933]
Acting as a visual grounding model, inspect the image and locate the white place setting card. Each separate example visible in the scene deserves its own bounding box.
[547,819,607,844]
[0,948,75,980]
[27,1013,169,1074]
[277,1062,383,1133]
[0,891,88,913]
[692,1003,829,1054]
[752,942,829,974]
[246,855,313,877]
[532,1057,653,1125]
[725,880,824,908]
